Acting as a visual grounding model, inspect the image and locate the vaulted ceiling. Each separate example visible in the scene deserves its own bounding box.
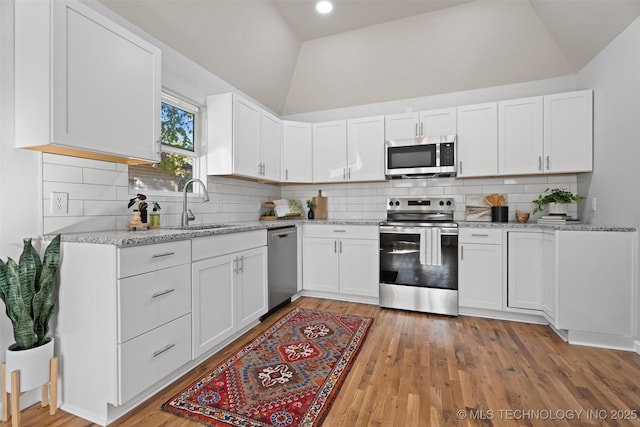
[100,0,640,116]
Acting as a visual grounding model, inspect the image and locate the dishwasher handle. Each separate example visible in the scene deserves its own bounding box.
[271,229,296,239]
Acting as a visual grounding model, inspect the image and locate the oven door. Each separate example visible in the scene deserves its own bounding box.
[379,225,458,290]
[385,139,439,176]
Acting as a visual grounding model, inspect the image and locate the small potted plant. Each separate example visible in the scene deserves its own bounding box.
[306,199,317,220]
[532,188,585,215]
[0,235,61,405]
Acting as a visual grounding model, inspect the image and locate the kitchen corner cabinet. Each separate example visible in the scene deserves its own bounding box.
[498,97,544,175]
[554,231,636,337]
[384,108,456,140]
[544,90,593,173]
[191,231,267,359]
[458,228,503,310]
[507,231,543,310]
[302,225,379,299]
[456,103,498,177]
[56,240,192,423]
[282,120,313,182]
[15,0,161,164]
[207,93,281,181]
[312,117,385,183]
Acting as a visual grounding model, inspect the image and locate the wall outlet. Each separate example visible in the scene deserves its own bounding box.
[51,192,69,214]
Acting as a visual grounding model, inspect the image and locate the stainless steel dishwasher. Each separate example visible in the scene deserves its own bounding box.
[264,226,298,319]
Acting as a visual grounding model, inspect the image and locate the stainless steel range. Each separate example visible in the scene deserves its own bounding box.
[379,197,458,316]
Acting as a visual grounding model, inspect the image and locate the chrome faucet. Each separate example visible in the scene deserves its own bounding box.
[181,178,210,226]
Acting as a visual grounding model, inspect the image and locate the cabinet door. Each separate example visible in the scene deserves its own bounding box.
[419,108,457,137]
[282,121,312,182]
[347,116,385,182]
[457,103,498,177]
[302,238,340,292]
[507,232,543,310]
[15,0,161,162]
[260,110,281,181]
[312,121,347,182]
[233,95,262,178]
[498,97,543,175]
[542,232,557,322]
[237,247,268,329]
[543,90,593,173]
[459,243,502,310]
[385,112,419,140]
[192,254,237,358]
[338,239,379,298]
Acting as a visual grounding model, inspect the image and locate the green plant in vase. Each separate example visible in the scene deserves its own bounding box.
[532,188,585,215]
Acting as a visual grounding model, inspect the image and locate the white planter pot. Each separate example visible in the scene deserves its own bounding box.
[5,337,54,393]
[548,202,568,215]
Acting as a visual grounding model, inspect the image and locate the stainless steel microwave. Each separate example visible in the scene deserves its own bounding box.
[385,135,457,178]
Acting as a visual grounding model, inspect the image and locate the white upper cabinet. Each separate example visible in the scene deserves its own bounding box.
[282,121,313,183]
[385,113,420,140]
[457,103,498,177]
[543,90,593,173]
[207,93,281,182]
[260,110,282,181]
[419,108,457,137]
[312,120,348,182]
[14,0,161,164]
[498,97,544,175]
[385,108,456,140]
[346,116,385,181]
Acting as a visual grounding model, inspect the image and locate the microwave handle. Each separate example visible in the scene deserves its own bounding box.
[415,123,418,137]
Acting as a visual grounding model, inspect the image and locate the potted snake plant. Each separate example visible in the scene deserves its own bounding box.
[0,234,61,394]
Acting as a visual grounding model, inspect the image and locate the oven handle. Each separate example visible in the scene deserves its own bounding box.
[380,226,458,235]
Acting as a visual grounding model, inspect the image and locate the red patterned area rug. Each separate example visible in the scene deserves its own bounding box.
[161,308,373,426]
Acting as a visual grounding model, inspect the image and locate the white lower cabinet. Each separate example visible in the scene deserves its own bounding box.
[542,231,557,323]
[458,228,503,311]
[191,231,267,359]
[302,225,379,300]
[507,231,543,310]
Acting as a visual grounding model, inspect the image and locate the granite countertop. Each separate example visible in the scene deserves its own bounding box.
[54,219,382,246]
[457,221,636,232]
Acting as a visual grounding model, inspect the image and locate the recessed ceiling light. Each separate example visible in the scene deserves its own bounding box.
[316,0,333,14]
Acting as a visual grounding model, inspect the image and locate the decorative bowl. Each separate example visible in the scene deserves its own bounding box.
[515,210,530,223]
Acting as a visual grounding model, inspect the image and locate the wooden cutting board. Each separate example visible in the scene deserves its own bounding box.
[312,190,328,219]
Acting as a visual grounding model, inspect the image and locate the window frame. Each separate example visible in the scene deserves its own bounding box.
[128,90,206,198]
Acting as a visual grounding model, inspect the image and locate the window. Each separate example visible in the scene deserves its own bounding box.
[129,93,200,193]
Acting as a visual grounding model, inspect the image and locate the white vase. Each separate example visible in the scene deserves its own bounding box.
[5,337,54,393]
[548,202,568,215]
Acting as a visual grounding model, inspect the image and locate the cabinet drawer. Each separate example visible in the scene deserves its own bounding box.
[459,228,503,244]
[303,224,378,239]
[118,314,191,404]
[118,240,191,278]
[118,264,191,343]
[192,230,266,261]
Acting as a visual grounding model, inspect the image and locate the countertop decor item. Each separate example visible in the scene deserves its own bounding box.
[312,190,328,219]
[532,188,585,215]
[0,235,61,425]
[162,308,372,426]
[306,199,317,219]
[515,210,530,223]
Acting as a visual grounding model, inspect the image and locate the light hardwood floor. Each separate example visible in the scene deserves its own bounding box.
[3,297,640,426]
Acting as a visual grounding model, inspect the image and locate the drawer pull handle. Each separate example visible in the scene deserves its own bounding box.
[152,252,175,259]
[471,233,489,237]
[333,229,347,233]
[151,289,175,299]
[153,343,175,358]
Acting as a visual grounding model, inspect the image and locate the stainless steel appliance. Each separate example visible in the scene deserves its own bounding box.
[264,226,298,319]
[385,135,456,178]
[379,197,458,315]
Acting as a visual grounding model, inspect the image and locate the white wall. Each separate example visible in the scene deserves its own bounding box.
[0,0,45,411]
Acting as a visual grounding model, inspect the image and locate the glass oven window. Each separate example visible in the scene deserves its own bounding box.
[387,145,436,169]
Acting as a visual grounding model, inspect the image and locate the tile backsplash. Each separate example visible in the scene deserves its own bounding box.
[42,153,578,235]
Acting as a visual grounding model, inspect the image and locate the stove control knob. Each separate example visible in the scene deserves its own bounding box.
[446,200,452,206]
[439,200,445,206]
[395,201,400,206]
[388,201,394,207]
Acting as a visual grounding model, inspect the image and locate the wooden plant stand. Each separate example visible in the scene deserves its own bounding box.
[1,357,58,427]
